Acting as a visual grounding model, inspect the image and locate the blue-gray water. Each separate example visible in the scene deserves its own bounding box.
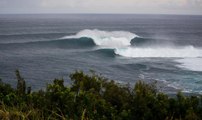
[0,14,202,94]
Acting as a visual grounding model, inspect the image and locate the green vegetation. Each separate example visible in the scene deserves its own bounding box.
[0,70,202,120]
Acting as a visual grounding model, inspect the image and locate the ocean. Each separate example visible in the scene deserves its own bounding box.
[0,14,202,94]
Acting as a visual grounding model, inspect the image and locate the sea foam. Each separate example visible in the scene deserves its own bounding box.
[115,46,202,71]
[115,46,202,58]
[176,58,202,72]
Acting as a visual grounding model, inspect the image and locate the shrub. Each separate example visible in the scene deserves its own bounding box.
[0,70,202,119]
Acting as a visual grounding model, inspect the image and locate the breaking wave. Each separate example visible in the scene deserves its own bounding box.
[61,29,202,66]
[2,29,202,60]
[62,29,138,48]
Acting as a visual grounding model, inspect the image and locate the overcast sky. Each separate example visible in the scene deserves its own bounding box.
[0,0,202,15]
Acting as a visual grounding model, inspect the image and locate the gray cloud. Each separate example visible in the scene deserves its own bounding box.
[0,0,202,14]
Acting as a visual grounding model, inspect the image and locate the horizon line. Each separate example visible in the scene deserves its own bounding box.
[0,13,202,16]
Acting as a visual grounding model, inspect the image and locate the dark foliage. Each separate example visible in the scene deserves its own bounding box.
[0,70,202,120]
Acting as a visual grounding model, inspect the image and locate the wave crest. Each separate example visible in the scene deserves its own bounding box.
[62,29,138,48]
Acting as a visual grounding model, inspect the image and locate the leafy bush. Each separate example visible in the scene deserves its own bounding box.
[0,70,202,120]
